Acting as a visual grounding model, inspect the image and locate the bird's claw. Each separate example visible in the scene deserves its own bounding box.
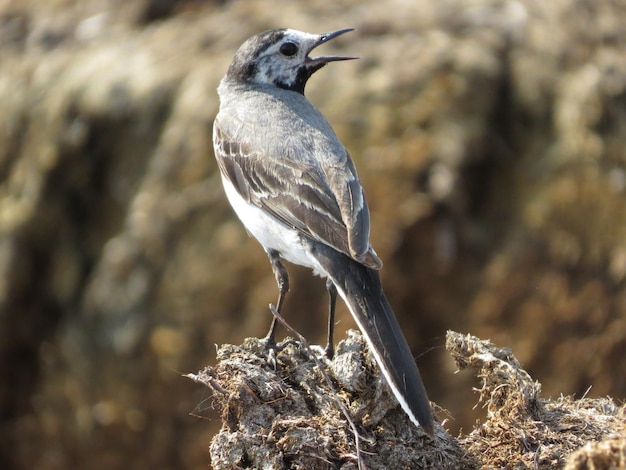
[260,334,299,369]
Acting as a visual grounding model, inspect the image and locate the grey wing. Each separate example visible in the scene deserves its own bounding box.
[323,155,382,268]
[214,119,381,268]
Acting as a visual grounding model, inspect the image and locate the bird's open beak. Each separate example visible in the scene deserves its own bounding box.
[306,28,358,65]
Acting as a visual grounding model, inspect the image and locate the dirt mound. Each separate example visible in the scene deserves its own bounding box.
[193,331,625,469]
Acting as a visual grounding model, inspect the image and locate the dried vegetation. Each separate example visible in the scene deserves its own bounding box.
[193,331,625,469]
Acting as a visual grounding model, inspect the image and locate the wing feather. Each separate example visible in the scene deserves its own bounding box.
[214,118,381,269]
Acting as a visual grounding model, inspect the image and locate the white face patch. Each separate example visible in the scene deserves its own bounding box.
[225,28,355,94]
[253,30,319,90]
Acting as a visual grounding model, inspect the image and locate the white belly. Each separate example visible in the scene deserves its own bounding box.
[221,176,327,277]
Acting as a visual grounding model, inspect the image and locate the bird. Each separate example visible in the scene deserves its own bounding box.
[212,28,434,436]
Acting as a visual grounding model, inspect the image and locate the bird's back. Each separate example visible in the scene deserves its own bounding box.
[217,80,347,167]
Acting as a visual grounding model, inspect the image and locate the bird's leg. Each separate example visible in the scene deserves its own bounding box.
[265,249,289,348]
[324,279,338,359]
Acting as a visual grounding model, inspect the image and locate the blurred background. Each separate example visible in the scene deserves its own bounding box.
[1,0,625,468]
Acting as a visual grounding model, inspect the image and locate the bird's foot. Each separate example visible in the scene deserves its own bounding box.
[324,342,335,360]
[260,332,298,369]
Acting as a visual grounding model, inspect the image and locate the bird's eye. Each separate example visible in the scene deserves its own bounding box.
[279,42,298,57]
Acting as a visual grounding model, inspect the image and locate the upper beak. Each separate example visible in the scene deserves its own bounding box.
[306,28,358,64]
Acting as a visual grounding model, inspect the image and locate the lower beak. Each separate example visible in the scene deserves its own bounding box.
[307,28,358,64]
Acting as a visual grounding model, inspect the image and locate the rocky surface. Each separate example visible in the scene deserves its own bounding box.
[1,0,625,468]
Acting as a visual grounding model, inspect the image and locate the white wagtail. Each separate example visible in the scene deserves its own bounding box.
[213,28,434,435]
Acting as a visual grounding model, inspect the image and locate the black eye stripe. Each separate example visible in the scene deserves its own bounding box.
[279,42,298,57]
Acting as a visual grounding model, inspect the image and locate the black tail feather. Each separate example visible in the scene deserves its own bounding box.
[309,241,434,435]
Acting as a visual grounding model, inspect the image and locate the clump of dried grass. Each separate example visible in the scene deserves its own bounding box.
[447,331,625,469]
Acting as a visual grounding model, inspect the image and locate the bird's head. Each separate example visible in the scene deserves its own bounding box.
[225,28,357,94]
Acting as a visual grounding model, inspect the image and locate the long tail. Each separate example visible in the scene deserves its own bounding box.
[309,242,434,435]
